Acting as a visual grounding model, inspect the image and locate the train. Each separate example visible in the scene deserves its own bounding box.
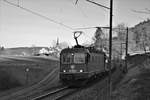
[59,31,113,85]
[59,45,107,80]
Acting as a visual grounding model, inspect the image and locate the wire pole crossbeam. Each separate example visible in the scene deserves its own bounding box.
[125,27,128,72]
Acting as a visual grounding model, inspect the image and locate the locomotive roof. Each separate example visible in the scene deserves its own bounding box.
[61,45,105,54]
[61,47,88,53]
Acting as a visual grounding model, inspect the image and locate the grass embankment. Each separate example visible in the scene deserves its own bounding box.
[0,56,59,92]
[112,54,150,100]
[0,70,22,91]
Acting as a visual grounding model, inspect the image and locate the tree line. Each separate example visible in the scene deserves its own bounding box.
[92,19,150,57]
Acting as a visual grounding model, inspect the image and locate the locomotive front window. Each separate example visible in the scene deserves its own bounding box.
[61,54,72,64]
[74,53,85,64]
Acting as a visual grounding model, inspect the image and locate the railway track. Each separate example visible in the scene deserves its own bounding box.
[31,86,68,100]
[30,86,77,100]
[31,67,118,100]
[58,66,124,100]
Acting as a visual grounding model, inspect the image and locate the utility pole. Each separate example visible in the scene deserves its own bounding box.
[108,0,113,99]
[120,43,122,59]
[125,27,128,73]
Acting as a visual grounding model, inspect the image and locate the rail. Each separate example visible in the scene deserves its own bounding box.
[31,86,70,100]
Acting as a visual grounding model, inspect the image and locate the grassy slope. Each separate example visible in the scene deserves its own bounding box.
[0,56,59,92]
[112,55,150,100]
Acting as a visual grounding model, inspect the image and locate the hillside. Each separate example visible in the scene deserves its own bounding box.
[110,19,150,58]
[129,19,150,51]
[112,54,150,100]
[0,47,49,56]
[134,19,150,30]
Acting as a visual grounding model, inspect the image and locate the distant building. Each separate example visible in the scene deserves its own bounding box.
[39,48,49,54]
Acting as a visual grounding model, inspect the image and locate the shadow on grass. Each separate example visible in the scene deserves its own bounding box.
[0,70,22,91]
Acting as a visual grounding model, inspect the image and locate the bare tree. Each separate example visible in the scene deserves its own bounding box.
[92,27,106,50]
[115,23,126,41]
[133,20,150,52]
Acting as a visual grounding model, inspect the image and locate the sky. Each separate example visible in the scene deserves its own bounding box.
[0,0,150,48]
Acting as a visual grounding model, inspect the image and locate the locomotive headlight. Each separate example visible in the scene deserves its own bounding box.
[79,70,83,72]
[63,70,66,72]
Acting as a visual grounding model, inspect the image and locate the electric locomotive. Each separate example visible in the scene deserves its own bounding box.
[59,31,107,84]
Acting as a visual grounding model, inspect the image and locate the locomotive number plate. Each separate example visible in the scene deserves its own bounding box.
[69,69,77,73]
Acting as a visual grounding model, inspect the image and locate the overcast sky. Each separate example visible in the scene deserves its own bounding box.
[0,0,150,48]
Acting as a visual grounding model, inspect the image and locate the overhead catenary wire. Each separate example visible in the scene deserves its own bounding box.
[3,0,74,30]
[75,0,108,19]
[3,0,112,42]
[132,9,150,14]
[86,0,110,10]
[76,26,110,30]
[75,4,88,19]
[74,26,111,41]
[3,0,107,31]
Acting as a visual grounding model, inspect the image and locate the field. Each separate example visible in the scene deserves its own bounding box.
[0,55,59,93]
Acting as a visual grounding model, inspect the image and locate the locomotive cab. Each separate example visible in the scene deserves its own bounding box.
[59,46,90,81]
